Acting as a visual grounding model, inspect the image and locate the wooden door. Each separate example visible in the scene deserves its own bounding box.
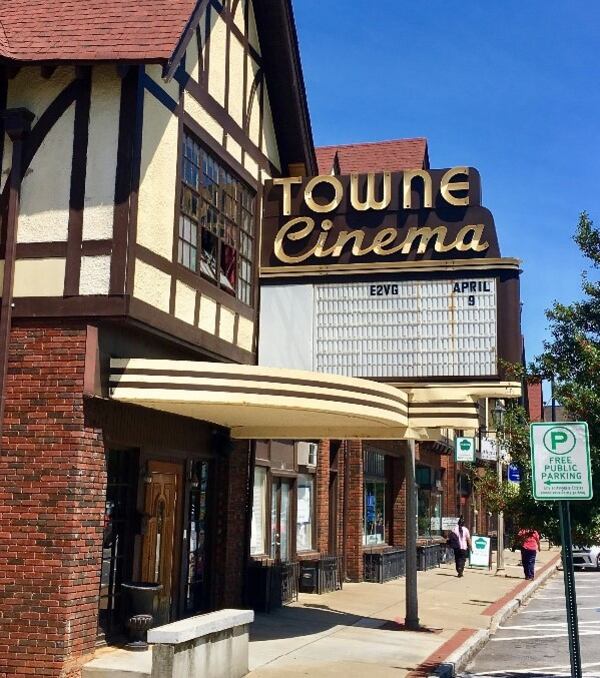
[141,460,183,624]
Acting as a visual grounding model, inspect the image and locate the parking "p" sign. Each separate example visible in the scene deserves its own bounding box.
[531,422,592,500]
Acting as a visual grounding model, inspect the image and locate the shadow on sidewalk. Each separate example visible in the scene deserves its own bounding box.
[250,602,441,642]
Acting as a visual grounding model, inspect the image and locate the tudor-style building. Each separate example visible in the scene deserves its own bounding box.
[0,1,316,675]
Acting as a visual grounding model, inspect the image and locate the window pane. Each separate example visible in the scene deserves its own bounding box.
[250,467,267,556]
[180,129,256,303]
[201,230,217,279]
[364,480,385,545]
[297,474,314,551]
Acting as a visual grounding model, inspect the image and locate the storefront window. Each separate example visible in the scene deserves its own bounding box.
[185,460,210,613]
[250,467,268,555]
[364,480,386,545]
[297,474,314,551]
[179,130,255,305]
[416,464,443,538]
[363,449,387,545]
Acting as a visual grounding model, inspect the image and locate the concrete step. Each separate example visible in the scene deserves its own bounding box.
[82,647,152,678]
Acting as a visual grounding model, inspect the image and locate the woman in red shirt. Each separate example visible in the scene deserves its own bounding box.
[517,528,541,580]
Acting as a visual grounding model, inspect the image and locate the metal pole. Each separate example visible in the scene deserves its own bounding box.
[405,438,419,629]
[559,500,582,678]
[551,378,582,677]
[496,458,505,574]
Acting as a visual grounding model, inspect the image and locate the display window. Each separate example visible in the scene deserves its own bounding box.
[250,466,268,556]
[185,460,210,613]
[416,465,443,538]
[296,474,315,552]
[363,450,387,545]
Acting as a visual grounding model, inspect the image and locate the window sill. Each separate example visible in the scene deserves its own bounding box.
[296,550,321,561]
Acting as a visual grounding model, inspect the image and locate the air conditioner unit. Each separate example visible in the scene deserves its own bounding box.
[297,442,318,467]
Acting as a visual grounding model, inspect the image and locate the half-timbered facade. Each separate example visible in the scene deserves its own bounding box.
[0,1,315,675]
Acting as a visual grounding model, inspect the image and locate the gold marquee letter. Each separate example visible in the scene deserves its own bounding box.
[403,170,433,209]
[453,224,489,252]
[440,167,470,206]
[274,216,317,263]
[272,177,302,216]
[304,175,343,213]
[350,173,391,211]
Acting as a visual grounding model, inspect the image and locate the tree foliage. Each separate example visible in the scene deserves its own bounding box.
[473,212,600,544]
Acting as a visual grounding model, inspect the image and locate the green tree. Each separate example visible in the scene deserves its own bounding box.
[473,212,600,544]
[534,211,600,544]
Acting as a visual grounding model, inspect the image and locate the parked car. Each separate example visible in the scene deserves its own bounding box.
[572,545,600,570]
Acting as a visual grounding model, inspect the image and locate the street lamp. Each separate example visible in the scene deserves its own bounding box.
[492,399,506,574]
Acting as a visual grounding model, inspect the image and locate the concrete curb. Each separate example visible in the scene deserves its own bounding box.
[428,559,560,677]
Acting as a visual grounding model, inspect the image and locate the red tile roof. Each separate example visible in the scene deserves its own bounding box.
[316,138,429,175]
[0,0,196,62]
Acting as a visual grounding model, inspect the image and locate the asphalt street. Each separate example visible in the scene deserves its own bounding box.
[459,570,600,678]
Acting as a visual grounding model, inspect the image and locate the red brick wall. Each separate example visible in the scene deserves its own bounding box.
[0,321,106,678]
[390,455,406,546]
[527,380,544,422]
[212,439,250,608]
[316,440,330,554]
[344,440,363,581]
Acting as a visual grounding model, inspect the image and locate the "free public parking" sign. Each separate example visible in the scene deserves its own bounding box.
[530,422,592,501]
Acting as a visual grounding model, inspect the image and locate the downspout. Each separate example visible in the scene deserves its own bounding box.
[342,441,349,581]
[0,108,34,449]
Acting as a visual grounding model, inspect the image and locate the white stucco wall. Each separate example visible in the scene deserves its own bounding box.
[198,294,217,334]
[137,88,178,260]
[175,280,196,324]
[133,259,171,312]
[13,258,66,297]
[183,93,223,144]
[207,13,227,108]
[228,35,245,126]
[259,285,314,370]
[18,103,75,243]
[82,66,121,241]
[80,255,111,295]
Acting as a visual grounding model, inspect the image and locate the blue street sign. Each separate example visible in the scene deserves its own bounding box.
[508,464,521,483]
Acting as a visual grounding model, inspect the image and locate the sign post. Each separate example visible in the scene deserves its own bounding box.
[530,421,592,678]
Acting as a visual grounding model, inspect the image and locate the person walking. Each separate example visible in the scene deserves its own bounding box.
[448,515,472,577]
[517,527,541,580]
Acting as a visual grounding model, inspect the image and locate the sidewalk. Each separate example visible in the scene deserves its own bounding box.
[248,548,560,677]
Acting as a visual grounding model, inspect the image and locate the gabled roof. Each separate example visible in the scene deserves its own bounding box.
[0,0,316,174]
[316,138,429,175]
[0,0,196,62]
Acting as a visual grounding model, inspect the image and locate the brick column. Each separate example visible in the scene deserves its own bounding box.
[390,454,406,546]
[316,440,330,554]
[212,439,250,609]
[344,440,364,581]
[0,321,106,678]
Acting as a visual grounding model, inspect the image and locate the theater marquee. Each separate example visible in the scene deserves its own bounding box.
[259,167,521,381]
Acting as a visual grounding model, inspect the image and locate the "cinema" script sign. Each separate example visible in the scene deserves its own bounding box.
[261,167,501,275]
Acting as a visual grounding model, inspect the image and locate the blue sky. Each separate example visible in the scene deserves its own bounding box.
[293,2,600,379]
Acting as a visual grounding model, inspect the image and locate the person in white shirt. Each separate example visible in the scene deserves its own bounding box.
[448,515,472,577]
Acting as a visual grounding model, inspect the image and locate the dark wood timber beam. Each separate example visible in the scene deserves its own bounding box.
[116,63,132,79]
[40,65,57,79]
[0,107,35,451]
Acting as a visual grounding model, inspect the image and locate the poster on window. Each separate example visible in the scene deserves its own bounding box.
[430,515,442,532]
[250,475,265,555]
[297,485,312,524]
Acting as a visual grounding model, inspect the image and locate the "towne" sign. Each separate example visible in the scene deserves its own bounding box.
[261,167,501,273]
